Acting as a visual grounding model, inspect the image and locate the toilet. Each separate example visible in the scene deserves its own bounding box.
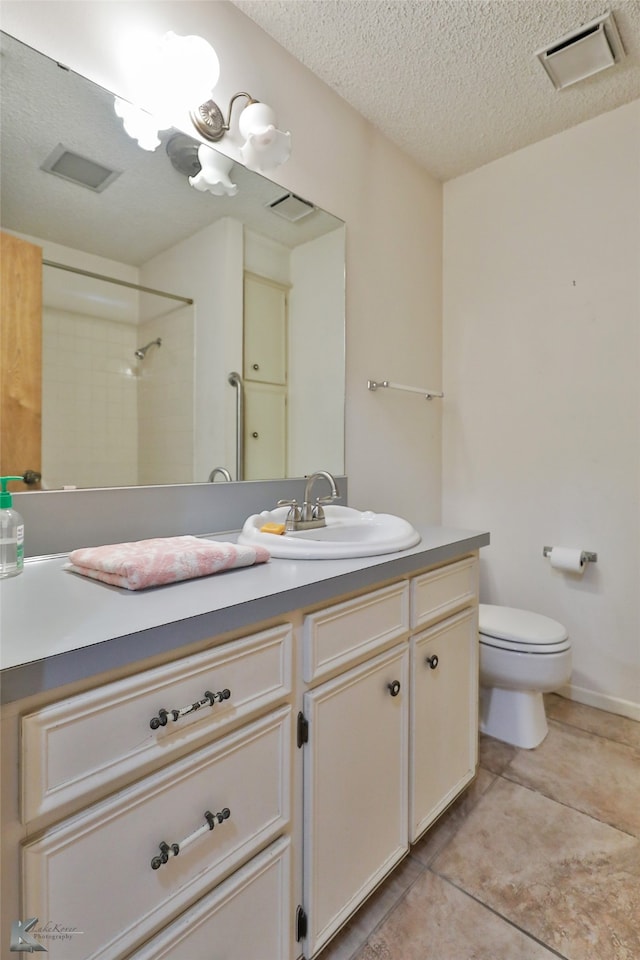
[478,604,572,749]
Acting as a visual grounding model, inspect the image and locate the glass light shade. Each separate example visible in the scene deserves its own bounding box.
[189,145,238,197]
[122,32,220,135]
[155,32,220,125]
[113,98,161,151]
[238,101,291,172]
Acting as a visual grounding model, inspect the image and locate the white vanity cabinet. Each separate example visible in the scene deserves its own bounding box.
[301,645,410,956]
[18,624,295,960]
[409,557,479,841]
[299,583,410,957]
[2,542,485,960]
[126,836,292,960]
[297,558,479,958]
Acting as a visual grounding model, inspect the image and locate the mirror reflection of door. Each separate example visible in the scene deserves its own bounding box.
[0,232,42,490]
[243,273,288,480]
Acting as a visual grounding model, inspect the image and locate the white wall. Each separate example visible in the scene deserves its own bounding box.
[289,229,345,477]
[443,101,640,719]
[140,217,243,482]
[136,302,195,485]
[1,0,443,524]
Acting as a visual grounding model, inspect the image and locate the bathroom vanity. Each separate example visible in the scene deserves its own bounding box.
[0,525,488,959]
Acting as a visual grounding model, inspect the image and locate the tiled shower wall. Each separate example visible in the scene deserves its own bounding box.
[137,304,195,485]
[41,301,195,490]
[42,308,138,488]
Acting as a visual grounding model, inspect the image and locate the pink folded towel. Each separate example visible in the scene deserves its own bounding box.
[66,536,270,591]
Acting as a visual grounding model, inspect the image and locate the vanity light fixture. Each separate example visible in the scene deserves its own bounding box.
[165,134,238,197]
[115,31,220,151]
[189,144,238,197]
[115,32,291,174]
[190,92,291,173]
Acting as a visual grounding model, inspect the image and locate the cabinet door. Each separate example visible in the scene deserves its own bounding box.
[243,273,287,385]
[244,382,287,480]
[410,608,478,842]
[302,644,409,957]
[128,837,293,960]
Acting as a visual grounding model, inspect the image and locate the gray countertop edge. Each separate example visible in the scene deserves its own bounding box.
[1,530,489,704]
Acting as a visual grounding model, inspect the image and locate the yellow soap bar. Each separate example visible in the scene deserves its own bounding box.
[260,522,286,535]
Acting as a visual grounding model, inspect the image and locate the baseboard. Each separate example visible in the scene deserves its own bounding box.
[556,683,640,723]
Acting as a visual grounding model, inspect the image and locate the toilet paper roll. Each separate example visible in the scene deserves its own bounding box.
[549,547,586,574]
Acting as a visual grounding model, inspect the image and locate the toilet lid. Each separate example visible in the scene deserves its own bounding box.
[479,604,569,652]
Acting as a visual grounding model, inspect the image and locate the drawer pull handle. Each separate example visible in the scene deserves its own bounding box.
[149,689,231,730]
[387,680,401,697]
[426,655,439,670]
[150,807,231,870]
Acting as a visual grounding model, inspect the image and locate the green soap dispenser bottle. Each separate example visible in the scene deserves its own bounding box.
[0,476,25,578]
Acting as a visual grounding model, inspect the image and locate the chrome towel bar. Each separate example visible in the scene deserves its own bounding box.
[367,379,444,400]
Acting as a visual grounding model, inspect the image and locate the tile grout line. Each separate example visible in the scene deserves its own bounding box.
[344,774,504,960]
[493,767,640,841]
[426,869,571,960]
[545,714,640,756]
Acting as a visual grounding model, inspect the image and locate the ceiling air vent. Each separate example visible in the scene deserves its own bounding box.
[535,11,625,90]
[40,144,121,192]
[268,193,315,222]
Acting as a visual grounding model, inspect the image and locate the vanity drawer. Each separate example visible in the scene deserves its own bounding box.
[128,836,292,960]
[22,706,291,960]
[303,581,409,683]
[410,556,478,630]
[22,624,292,824]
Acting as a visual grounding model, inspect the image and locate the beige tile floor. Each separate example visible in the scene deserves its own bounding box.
[317,694,640,960]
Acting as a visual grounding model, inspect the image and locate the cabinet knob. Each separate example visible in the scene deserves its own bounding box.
[252,431,259,439]
[425,655,439,670]
[387,680,401,697]
[252,363,260,371]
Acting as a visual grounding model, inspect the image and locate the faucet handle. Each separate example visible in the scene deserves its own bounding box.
[277,499,302,529]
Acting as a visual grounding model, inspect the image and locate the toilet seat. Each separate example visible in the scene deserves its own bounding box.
[479,604,570,655]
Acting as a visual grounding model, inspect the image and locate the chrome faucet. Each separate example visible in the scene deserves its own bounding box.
[278,471,340,531]
[302,471,340,522]
[208,466,232,482]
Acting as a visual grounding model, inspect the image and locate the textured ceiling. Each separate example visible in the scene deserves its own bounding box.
[233,0,640,180]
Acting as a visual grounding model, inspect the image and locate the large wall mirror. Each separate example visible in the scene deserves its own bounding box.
[0,30,345,491]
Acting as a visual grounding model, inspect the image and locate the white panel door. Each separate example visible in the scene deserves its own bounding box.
[243,273,287,385]
[302,644,409,957]
[244,382,286,480]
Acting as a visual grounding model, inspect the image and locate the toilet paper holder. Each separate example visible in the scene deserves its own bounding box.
[543,546,598,563]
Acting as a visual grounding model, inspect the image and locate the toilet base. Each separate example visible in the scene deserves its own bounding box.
[479,686,548,749]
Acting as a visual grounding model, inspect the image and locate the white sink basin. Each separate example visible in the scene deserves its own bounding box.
[238,505,421,559]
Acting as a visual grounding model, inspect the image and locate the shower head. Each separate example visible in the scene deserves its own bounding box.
[134,337,162,360]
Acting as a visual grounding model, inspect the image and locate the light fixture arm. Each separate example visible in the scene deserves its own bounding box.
[190,91,258,142]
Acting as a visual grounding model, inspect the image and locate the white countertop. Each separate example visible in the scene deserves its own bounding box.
[0,526,489,703]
